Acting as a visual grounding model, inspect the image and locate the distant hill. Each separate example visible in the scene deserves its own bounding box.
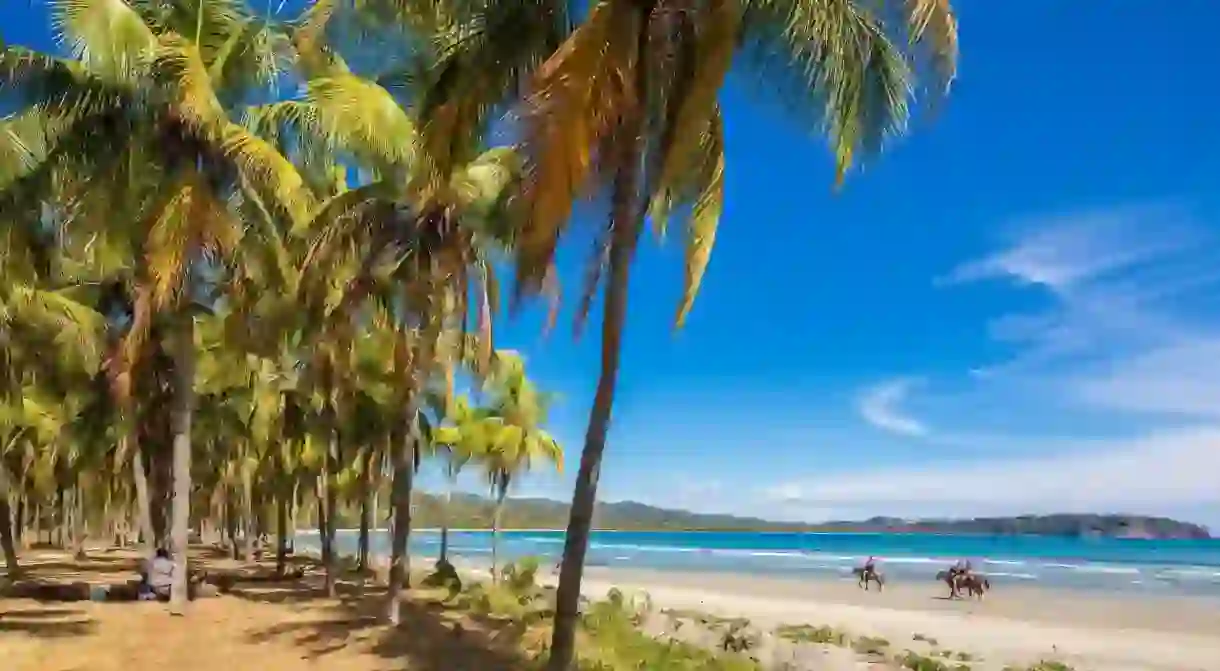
[344,493,1210,539]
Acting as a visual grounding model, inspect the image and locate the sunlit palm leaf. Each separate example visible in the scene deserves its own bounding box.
[50,0,158,85]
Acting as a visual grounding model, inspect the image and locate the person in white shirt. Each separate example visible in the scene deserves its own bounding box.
[139,548,175,600]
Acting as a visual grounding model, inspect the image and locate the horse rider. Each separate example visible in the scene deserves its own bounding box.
[952,558,973,580]
[863,555,878,578]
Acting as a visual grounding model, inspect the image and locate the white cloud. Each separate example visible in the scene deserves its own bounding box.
[943,204,1220,410]
[858,378,928,436]
[940,204,1195,294]
[766,426,1220,518]
[1071,339,1220,418]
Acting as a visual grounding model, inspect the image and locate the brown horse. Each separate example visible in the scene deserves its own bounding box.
[852,566,885,591]
[935,569,990,600]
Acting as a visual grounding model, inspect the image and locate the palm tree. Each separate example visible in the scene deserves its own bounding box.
[428,392,486,565]
[404,1,959,665]
[2,0,313,613]
[478,353,562,581]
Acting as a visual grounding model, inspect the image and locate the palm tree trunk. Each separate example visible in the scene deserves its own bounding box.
[128,437,157,554]
[322,430,339,597]
[169,315,197,615]
[357,449,374,571]
[14,493,24,547]
[0,468,20,579]
[491,489,506,583]
[225,494,240,560]
[275,487,289,576]
[315,478,330,565]
[546,96,645,670]
[72,478,87,560]
[439,464,454,565]
[241,468,255,562]
[385,409,418,624]
[289,480,298,554]
[55,485,65,547]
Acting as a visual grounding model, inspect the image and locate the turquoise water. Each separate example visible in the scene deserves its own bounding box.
[303,529,1220,598]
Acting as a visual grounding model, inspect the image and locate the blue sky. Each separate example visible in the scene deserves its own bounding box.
[9,3,1220,526]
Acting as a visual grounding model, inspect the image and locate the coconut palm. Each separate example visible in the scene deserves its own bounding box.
[427,392,483,565]
[399,0,959,665]
[1,0,317,612]
[478,353,562,581]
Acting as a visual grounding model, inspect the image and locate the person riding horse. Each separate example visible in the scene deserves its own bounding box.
[854,555,884,590]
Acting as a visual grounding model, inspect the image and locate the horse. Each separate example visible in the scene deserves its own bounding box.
[935,569,990,600]
[852,566,885,591]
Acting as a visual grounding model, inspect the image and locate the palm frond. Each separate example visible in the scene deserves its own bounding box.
[513,0,641,295]
[50,0,158,85]
[739,0,920,183]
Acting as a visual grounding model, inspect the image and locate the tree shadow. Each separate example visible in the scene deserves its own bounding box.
[0,610,96,638]
[246,585,537,671]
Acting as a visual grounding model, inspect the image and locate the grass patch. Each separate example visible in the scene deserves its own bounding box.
[775,623,849,646]
[852,635,890,656]
[898,650,973,671]
[912,633,939,645]
[575,590,760,670]
[1003,663,1075,671]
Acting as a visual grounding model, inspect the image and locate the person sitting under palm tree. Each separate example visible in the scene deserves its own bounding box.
[138,548,175,601]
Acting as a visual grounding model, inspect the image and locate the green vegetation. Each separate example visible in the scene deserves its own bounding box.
[898,651,972,671]
[776,623,850,646]
[0,0,959,668]
[1003,663,1075,671]
[852,635,891,656]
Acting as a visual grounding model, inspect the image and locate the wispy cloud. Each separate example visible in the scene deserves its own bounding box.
[944,204,1220,394]
[858,378,928,437]
[765,426,1220,520]
[939,204,1196,294]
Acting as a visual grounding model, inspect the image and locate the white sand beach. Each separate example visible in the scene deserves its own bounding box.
[563,567,1220,671]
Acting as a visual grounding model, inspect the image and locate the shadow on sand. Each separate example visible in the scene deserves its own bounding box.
[0,608,97,638]
[240,578,538,671]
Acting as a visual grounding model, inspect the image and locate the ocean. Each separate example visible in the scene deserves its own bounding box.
[301,529,1220,599]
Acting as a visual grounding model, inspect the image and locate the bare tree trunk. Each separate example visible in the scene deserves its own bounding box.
[169,316,196,615]
[546,103,644,670]
[385,409,418,624]
[129,437,156,555]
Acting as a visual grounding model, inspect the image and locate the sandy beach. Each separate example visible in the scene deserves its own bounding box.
[570,567,1220,671]
[4,549,1220,670]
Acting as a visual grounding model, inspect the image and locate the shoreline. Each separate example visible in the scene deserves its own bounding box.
[294,532,1220,603]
